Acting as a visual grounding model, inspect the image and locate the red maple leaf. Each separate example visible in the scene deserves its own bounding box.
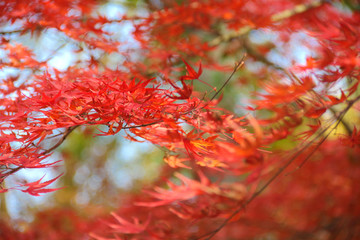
[106,212,150,234]
[20,173,64,196]
[180,60,202,80]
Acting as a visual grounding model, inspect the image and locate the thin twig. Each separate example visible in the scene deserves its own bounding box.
[329,107,352,135]
[210,54,246,102]
[122,121,163,129]
[41,125,78,155]
[41,41,69,63]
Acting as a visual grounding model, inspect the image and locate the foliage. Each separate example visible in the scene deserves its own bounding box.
[1,0,360,239]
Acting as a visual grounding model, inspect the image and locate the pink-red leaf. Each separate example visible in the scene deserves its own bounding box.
[20,173,64,196]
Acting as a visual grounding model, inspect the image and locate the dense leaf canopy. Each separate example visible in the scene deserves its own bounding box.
[0,0,360,239]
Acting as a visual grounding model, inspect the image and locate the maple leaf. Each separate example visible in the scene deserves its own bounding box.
[20,174,64,196]
[341,126,360,147]
[167,79,193,99]
[180,60,202,80]
[305,107,327,119]
[196,157,227,168]
[135,172,210,207]
[326,90,346,106]
[164,155,190,169]
[107,212,150,234]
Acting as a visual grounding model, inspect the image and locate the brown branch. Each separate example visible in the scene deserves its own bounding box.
[0,166,22,185]
[121,121,163,129]
[242,39,290,74]
[41,125,78,155]
[209,55,246,102]
[0,29,23,35]
[209,0,329,46]
[329,107,352,135]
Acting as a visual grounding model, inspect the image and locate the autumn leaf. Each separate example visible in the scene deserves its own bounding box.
[180,60,202,80]
[106,212,150,234]
[164,155,190,169]
[20,174,64,196]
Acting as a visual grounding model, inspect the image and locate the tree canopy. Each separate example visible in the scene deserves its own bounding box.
[0,0,360,239]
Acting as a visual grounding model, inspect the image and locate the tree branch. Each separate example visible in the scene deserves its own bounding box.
[209,0,329,46]
[41,126,78,155]
[0,29,22,35]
